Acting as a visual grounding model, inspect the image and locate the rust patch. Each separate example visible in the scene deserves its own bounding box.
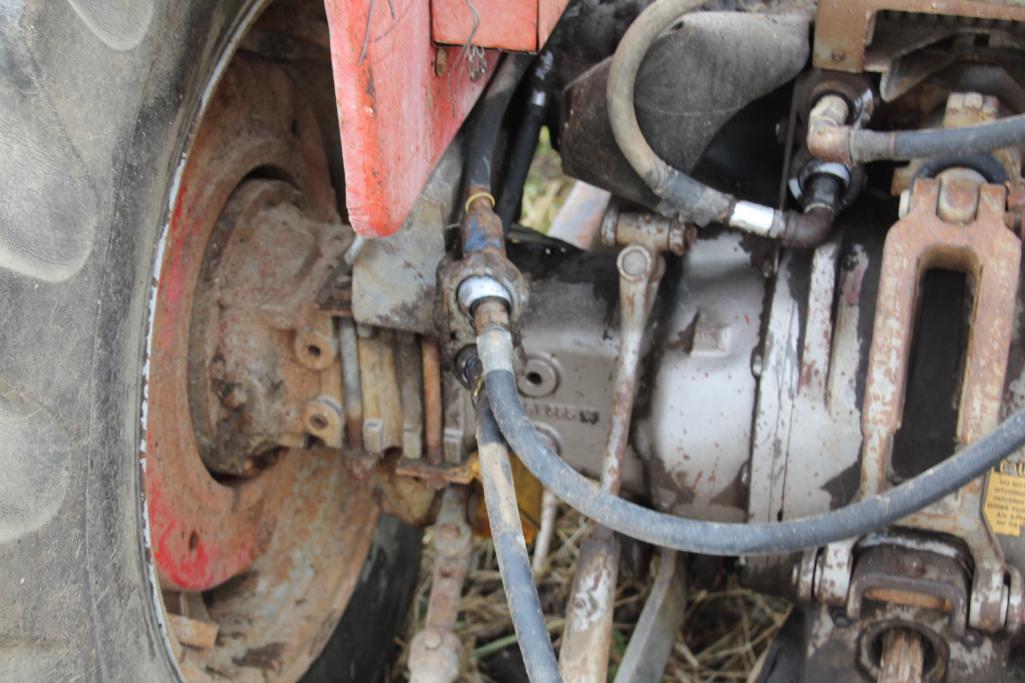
[814,0,1025,73]
[858,175,1021,631]
[232,642,286,672]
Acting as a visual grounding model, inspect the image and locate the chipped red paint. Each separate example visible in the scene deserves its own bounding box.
[537,0,570,47]
[325,0,569,237]
[325,0,497,237]
[146,58,317,591]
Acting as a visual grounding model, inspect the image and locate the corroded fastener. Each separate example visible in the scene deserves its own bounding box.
[601,207,688,256]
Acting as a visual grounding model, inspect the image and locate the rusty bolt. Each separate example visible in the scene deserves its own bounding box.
[618,246,653,282]
[222,385,247,409]
[1006,183,1025,234]
[831,49,846,63]
[937,168,984,224]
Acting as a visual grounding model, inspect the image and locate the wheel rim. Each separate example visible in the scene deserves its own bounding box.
[144,50,377,680]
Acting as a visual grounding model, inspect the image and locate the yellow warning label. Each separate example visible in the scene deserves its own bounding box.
[984,462,1025,537]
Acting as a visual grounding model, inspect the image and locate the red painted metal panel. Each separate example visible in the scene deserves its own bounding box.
[325,0,498,237]
[432,0,540,52]
[432,0,571,51]
[538,0,571,47]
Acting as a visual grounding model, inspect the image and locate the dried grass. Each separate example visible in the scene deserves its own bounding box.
[392,504,790,682]
[518,129,574,235]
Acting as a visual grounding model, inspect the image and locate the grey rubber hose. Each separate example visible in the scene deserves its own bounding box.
[477,397,562,682]
[478,327,1025,556]
[606,0,734,226]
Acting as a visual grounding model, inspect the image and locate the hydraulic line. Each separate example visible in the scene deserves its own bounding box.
[811,104,1025,165]
[606,0,729,225]
[476,325,1025,556]
[476,396,562,683]
[605,0,835,247]
[465,53,535,195]
[496,53,554,234]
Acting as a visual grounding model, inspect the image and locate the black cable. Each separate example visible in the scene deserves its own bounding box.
[496,54,553,234]
[605,0,735,226]
[604,0,835,247]
[476,397,562,683]
[465,53,536,193]
[478,331,1025,556]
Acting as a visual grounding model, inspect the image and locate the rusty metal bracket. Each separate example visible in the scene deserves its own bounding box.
[847,544,971,636]
[613,550,687,683]
[561,215,676,682]
[408,487,473,683]
[814,0,1025,74]
[848,175,1022,632]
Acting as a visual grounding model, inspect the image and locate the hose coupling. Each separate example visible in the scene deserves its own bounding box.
[807,93,854,164]
[435,190,527,374]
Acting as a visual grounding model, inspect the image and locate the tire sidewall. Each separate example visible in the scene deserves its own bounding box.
[0,2,262,679]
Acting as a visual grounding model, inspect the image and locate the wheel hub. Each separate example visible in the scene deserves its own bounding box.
[188,179,347,477]
[143,52,377,680]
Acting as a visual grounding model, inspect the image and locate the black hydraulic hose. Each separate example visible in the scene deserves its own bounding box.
[496,54,554,234]
[496,114,544,232]
[476,397,562,683]
[605,0,836,247]
[850,114,1025,163]
[606,0,734,226]
[477,327,1025,556]
[466,53,536,193]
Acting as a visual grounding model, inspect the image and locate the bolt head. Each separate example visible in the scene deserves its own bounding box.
[223,385,247,409]
[830,608,853,628]
[618,246,652,281]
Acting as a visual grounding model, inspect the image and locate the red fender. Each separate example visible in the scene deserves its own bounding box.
[325,0,568,238]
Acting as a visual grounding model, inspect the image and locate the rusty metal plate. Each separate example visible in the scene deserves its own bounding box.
[814,0,1025,72]
[147,56,339,591]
